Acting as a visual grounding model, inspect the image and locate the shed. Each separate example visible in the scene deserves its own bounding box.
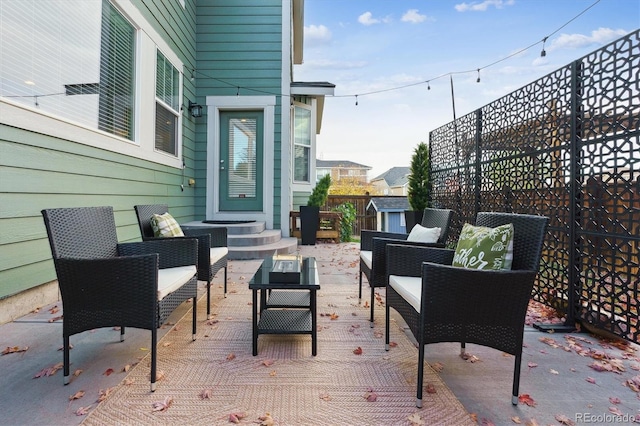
[366,197,409,233]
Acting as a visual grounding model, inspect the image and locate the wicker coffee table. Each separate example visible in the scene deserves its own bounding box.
[249,256,320,356]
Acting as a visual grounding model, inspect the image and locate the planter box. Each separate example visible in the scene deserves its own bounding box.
[290,210,342,241]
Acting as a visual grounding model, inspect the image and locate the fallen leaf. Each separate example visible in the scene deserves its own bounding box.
[408,412,425,425]
[330,313,339,320]
[33,362,63,378]
[262,359,275,367]
[609,406,624,415]
[481,419,496,426]
[73,369,83,377]
[162,341,172,347]
[364,388,378,402]
[48,315,63,323]
[226,353,236,361]
[151,396,173,412]
[353,346,363,355]
[97,387,113,402]
[2,346,29,355]
[319,393,331,401]
[550,369,559,375]
[511,416,522,424]
[586,376,596,384]
[425,383,437,394]
[430,362,444,372]
[518,394,537,407]
[269,370,277,377]
[103,368,114,376]
[200,388,213,399]
[527,362,538,368]
[554,414,575,425]
[259,412,275,426]
[122,364,131,373]
[75,406,92,416]
[389,341,398,348]
[229,412,247,423]
[123,378,135,385]
[609,396,621,404]
[69,390,85,401]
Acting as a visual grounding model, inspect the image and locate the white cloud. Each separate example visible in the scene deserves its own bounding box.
[550,27,629,51]
[455,0,515,12]
[358,11,380,25]
[304,24,332,47]
[401,9,427,24]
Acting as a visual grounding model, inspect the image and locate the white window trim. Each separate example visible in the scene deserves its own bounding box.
[292,99,317,193]
[206,96,276,229]
[0,0,184,169]
[154,47,183,158]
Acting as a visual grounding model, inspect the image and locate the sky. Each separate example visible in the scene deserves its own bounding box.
[295,0,639,179]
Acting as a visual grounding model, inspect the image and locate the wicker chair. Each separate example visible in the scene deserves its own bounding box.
[385,212,548,407]
[359,207,453,326]
[41,206,198,391]
[134,204,228,318]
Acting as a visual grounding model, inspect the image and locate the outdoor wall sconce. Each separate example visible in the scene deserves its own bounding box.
[188,101,202,118]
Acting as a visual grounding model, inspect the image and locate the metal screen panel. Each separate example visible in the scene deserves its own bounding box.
[429,29,639,343]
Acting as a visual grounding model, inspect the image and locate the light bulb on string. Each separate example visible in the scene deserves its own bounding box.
[427,81,431,90]
[476,69,481,83]
[355,95,358,106]
[541,37,548,57]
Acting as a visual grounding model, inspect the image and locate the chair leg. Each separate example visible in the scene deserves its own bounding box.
[206,279,212,319]
[512,353,522,405]
[370,286,375,327]
[192,296,197,341]
[120,326,125,342]
[224,266,228,298]
[416,341,425,408]
[150,328,157,392]
[63,335,70,385]
[358,269,362,301]
[385,302,390,351]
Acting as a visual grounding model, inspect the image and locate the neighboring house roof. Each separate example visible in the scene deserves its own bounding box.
[316,159,371,169]
[371,167,410,187]
[367,196,409,212]
[291,82,336,133]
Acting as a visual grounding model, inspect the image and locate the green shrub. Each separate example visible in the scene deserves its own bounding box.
[307,174,331,207]
[333,202,356,242]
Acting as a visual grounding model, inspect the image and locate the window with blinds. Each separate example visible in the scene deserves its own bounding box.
[293,105,312,182]
[0,0,136,140]
[155,51,180,155]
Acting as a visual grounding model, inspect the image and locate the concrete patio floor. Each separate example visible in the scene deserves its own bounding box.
[0,242,638,425]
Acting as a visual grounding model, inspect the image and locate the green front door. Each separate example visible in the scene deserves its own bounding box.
[219,111,264,211]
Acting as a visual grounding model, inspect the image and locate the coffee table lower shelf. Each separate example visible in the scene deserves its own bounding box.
[257,309,312,333]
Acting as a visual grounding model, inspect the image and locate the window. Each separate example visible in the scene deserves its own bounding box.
[293,105,312,182]
[0,0,136,140]
[155,51,180,155]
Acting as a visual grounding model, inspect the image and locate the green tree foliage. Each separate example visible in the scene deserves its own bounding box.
[407,142,430,211]
[307,174,332,207]
[332,202,356,242]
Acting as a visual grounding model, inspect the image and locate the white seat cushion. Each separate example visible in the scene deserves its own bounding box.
[360,250,372,269]
[157,265,197,300]
[210,247,229,264]
[389,275,422,313]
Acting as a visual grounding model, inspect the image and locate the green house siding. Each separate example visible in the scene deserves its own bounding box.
[196,0,284,228]
[0,0,198,301]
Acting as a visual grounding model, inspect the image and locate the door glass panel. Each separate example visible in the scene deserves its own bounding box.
[228,117,257,199]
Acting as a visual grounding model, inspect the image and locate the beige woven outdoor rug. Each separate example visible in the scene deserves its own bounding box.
[82,272,473,425]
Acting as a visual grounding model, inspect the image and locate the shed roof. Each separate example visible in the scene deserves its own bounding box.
[367,196,409,212]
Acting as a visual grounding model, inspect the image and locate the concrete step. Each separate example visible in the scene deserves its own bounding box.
[181,220,265,235]
[228,237,298,260]
[228,229,283,247]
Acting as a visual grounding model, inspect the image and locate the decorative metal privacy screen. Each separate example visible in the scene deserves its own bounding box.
[429,30,639,343]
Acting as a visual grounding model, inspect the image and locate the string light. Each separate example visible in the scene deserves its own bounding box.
[10,1,601,106]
